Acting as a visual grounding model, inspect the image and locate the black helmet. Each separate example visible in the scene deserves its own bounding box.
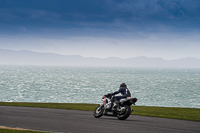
[120,83,126,88]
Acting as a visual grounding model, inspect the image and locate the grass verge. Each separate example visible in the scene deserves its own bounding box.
[0,102,199,122]
[0,129,44,133]
[0,129,51,133]
[0,126,51,133]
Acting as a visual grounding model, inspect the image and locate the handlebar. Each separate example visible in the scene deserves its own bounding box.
[104,93,113,99]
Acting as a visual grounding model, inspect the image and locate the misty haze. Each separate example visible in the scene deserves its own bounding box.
[0,49,200,68]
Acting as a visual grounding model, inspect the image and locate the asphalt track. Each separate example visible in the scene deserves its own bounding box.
[0,106,199,133]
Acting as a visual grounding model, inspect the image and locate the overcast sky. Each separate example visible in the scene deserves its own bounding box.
[0,0,200,60]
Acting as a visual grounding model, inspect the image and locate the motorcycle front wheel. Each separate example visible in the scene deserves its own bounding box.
[117,105,131,120]
[93,105,104,118]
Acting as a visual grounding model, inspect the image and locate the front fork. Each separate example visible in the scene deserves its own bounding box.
[99,104,104,110]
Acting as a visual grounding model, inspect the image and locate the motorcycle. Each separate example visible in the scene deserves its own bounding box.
[93,94,137,120]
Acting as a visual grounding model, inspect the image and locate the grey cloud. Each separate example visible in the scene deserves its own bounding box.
[107,0,200,20]
[0,8,61,22]
[0,0,199,38]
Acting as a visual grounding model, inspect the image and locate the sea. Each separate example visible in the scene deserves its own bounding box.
[0,65,199,108]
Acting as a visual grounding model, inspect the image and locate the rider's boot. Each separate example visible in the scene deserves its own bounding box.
[112,101,119,110]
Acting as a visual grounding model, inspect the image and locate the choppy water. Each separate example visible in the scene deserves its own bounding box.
[0,65,199,108]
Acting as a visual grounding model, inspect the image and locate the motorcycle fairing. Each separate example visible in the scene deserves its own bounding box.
[120,97,137,105]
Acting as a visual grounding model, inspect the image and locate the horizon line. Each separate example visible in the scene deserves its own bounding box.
[1,48,200,61]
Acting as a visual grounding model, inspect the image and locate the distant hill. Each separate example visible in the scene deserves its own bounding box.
[0,49,200,68]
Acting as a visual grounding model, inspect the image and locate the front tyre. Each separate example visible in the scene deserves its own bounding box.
[117,105,131,120]
[93,105,104,118]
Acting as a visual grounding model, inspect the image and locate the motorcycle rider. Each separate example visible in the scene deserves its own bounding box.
[107,83,131,110]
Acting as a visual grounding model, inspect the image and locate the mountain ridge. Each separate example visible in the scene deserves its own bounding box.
[0,49,200,68]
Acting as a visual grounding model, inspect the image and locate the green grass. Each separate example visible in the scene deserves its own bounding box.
[0,102,97,110]
[0,102,199,122]
[132,106,200,121]
[0,129,51,133]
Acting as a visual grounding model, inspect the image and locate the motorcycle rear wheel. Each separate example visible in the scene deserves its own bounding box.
[117,105,131,120]
[93,105,104,118]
